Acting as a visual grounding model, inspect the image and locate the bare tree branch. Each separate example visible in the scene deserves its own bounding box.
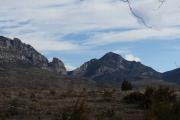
[174,62,180,68]
[80,0,167,28]
[158,0,166,9]
[119,0,152,28]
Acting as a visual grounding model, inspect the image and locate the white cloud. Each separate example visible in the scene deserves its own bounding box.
[5,32,81,52]
[125,54,141,62]
[65,64,76,71]
[0,0,180,52]
[0,0,138,52]
[86,27,180,45]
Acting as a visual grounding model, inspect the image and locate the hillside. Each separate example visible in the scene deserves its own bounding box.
[163,68,180,84]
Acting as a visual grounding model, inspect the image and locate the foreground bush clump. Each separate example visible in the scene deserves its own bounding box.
[146,100,180,120]
[123,92,145,106]
[123,86,180,120]
[60,97,89,120]
[102,89,116,102]
[121,80,133,91]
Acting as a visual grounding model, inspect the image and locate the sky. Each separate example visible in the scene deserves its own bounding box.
[0,0,180,72]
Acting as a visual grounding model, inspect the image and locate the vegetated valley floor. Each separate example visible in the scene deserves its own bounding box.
[0,87,147,120]
[0,69,179,120]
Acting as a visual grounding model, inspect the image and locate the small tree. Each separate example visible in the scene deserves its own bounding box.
[121,80,132,91]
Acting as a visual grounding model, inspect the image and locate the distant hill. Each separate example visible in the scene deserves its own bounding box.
[163,68,180,84]
[69,52,162,85]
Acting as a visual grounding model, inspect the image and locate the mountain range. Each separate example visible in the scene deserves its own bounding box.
[0,36,179,85]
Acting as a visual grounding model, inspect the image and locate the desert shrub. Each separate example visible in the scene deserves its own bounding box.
[6,98,20,116]
[153,87,176,102]
[96,108,122,120]
[146,100,180,120]
[144,87,176,109]
[172,100,180,120]
[102,89,115,102]
[148,87,179,120]
[30,92,36,98]
[18,91,26,97]
[123,92,145,106]
[121,80,132,91]
[1,97,26,118]
[60,97,89,120]
[123,86,176,108]
[143,87,154,109]
[123,86,179,120]
[49,89,56,96]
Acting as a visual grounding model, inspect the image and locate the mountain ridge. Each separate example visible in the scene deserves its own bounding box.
[0,36,180,85]
[70,52,162,84]
[163,68,180,84]
[0,36,66,75]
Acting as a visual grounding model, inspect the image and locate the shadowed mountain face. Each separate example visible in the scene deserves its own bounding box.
[0,36,66,75]
[70,52,162,84]
[163,68,180,84]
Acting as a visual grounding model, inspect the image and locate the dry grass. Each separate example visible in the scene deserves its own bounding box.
[0,87,145,120]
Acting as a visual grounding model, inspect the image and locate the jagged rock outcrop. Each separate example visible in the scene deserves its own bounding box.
[0,36,48,68]
[49,58,67,75]
[70,52,162,84]
[0,36,66,75]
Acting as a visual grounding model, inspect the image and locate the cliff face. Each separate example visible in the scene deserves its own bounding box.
[49,58,67,75]
[0,36,48,68]
[70,52,162,84]
[0,36,66,74]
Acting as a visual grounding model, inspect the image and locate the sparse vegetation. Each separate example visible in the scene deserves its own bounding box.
[121,80,133,91]
[0,85,179,120]
[123,91,145,106]
[123,86,180,120]
[0,69,179,120]
[102,89,115,102]
[60,97,89,120]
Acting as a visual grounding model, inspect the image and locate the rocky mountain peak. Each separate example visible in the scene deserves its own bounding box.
[0,36,49,68]
[49,57,67,75]
[70,52,162,84]
[100,52,125,64]
[0,36,66,75]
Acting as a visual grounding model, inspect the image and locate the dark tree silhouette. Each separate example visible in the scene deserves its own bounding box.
[121,80,132,91]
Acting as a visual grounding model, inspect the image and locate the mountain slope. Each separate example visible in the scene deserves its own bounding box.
[163,68,180,84]
[0,36,96,90]
[70,52,162,84]
[0,36,66,74]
